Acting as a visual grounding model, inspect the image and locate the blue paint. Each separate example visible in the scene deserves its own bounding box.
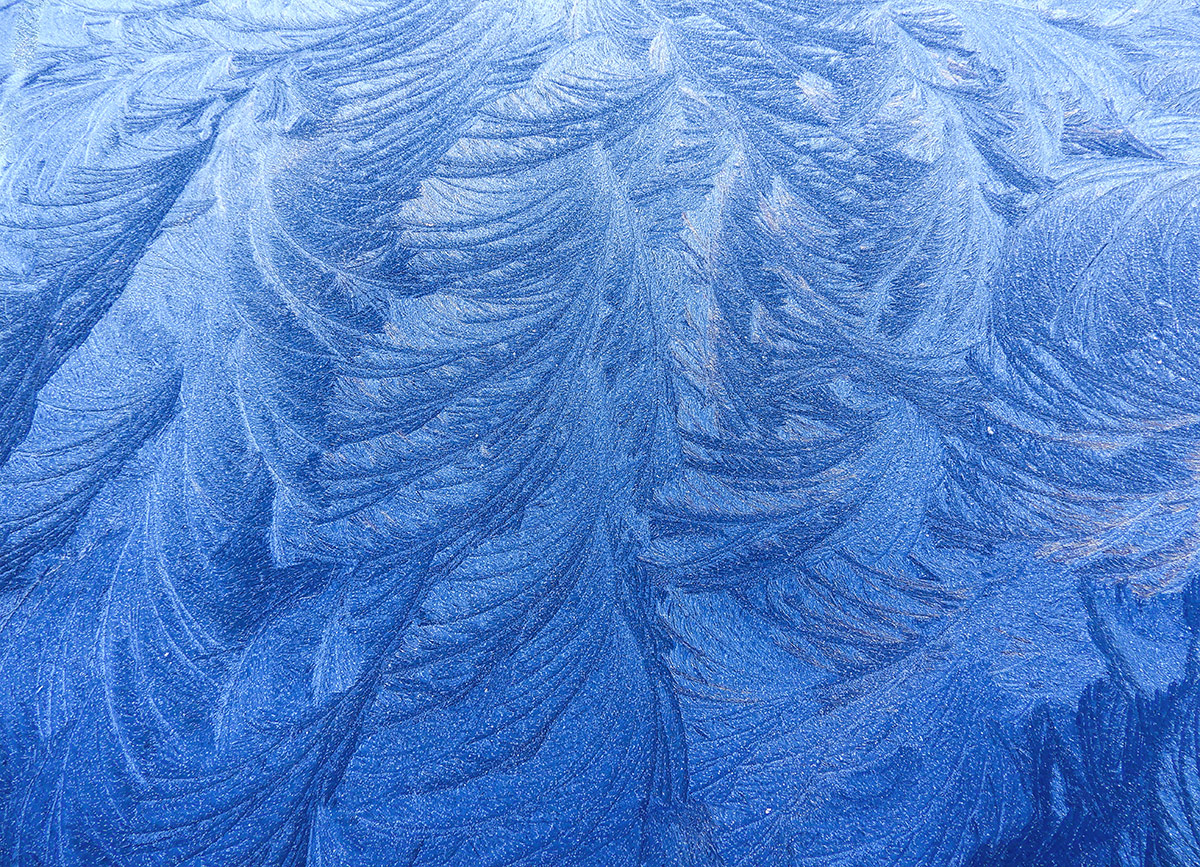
[2,1,1199,864]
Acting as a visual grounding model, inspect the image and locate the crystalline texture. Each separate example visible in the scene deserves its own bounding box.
[2,1,1200,865]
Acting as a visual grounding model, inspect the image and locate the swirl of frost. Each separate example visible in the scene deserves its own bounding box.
[2,1,1200,865]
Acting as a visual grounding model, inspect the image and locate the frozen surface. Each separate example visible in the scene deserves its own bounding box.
[3,1,1200,864]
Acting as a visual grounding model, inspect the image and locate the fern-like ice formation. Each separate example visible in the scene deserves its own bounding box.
[3,1,1200,864]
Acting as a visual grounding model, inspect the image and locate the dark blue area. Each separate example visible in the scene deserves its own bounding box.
[2,1,1200,864]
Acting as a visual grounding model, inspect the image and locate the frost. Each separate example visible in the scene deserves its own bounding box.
[2,1,1199,864]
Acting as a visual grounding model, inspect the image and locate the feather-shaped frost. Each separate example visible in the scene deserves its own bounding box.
[2,0,1199,865]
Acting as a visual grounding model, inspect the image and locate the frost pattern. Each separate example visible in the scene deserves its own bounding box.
[2,1,1200,865]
